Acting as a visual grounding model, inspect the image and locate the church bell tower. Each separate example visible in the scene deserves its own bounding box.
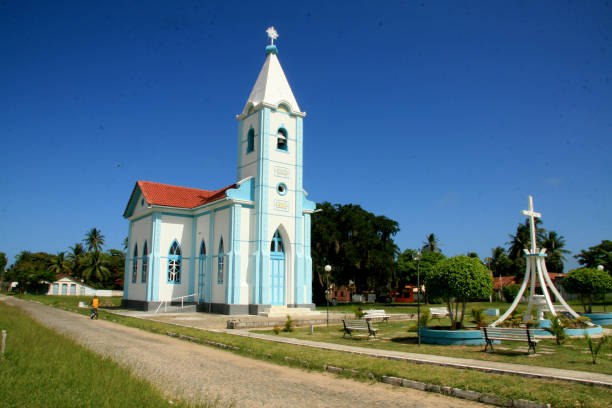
[236,27,315,311]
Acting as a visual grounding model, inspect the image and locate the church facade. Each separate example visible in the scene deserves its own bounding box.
[122,37,316,314]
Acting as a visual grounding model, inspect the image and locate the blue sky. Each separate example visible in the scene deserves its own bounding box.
[1,1,610,270]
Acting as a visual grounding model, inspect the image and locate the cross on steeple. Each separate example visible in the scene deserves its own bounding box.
[266,26,278,45]
[521,195,541,252]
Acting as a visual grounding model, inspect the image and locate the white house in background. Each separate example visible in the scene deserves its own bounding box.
[121,31,316,314]
[47,275,123,297]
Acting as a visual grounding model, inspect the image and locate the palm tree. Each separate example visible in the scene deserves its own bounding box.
[67,243,86,279]
[48,252,70,276]
[422,233,441,253]
[541,231,570,273]
[507,219,545,260]
[82,251,110,283]
[84,228,105,253]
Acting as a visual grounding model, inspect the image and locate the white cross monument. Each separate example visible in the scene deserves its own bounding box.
[490,196,588,327]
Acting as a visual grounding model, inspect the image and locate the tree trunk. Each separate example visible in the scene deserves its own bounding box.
[459,300,466,329]
[580,294,587,313]
[446,299,455,328]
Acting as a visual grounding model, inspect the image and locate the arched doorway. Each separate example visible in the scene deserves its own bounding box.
[270,230,286,305]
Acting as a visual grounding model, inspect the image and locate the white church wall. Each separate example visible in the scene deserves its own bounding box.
[239,113,260,180]
[237,205,253,303]
[128,216,152,301]
[158,215,193,301]
[130,191,152,219]
[194,212,211,300]
[212,208,230,304]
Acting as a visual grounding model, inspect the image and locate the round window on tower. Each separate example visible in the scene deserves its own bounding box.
[276,183,287,196]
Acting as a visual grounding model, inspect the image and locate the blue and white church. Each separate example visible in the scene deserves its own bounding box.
[122,28,316,315]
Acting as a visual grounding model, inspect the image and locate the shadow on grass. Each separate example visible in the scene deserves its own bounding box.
[391,336,419,344]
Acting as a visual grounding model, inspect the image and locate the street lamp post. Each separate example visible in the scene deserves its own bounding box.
[413,250,422,346]
[325,265,332,326]
[598,265,606,312]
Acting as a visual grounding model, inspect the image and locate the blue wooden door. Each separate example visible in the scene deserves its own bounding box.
[270,231,285,306]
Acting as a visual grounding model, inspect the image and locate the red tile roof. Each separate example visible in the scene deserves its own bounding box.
[139,180,236,209]
[124,181,236,216]
[493,273,566,290]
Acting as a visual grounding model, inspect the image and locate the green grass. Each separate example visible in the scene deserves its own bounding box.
[262,320,612,375]
[7,294,612,407]
[0,301,212,408]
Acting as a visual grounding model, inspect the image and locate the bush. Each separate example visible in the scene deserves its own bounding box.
[471,308,487,327]
[585,334,608,364]
[419,309,430,328]
[354,306,364,319]
[545,316,567,345]
[283,315,293,332]
[272,326,281,335]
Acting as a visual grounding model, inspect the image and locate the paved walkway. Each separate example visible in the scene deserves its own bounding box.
[119,310,612,388]
[1,296,487,408]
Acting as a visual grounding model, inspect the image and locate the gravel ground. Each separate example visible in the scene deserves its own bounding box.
[2,296,489,408]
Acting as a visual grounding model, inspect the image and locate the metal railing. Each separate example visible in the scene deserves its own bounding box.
[155,293,197,314]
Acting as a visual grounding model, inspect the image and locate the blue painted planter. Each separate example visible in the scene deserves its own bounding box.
[580,313,612,326]
[419,327,486,345]
[531,319,603,337]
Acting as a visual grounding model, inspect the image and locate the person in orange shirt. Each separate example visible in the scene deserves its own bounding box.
[91,295,99,320]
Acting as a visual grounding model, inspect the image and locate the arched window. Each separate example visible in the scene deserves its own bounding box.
[198,239,207,300]
[132,244,138,283]
[270,230,284,253]
[141,241,148,283]
[168,240,181,283]
[217,237,224,283]
[276,128,288,151]
[246,128,255,153]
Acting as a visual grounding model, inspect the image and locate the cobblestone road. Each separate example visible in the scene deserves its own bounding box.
[2,296,489,408]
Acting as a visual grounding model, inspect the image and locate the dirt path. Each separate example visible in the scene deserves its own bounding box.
[1,296,489,408]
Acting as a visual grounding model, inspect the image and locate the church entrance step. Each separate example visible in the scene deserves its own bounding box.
[258,306,321,318]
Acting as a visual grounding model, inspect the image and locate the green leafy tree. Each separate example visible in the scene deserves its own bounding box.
[0,252,7,289]
[311,202,400,304]
[426,256,493,329]
[5,251,56,293]
[561,267,612,313]
[84,228,105,253]
[489,246,513,277]
[105,249,126,289]
[541,231,570,273]
[396,248,418,287]
[575,240,612,272]
[47,252,70,276]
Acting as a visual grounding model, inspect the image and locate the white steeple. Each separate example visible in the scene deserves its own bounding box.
[240,28,303,117]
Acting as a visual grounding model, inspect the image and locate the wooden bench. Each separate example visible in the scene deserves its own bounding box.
[481,327,540,354]
[429,307,450,318]
[342,319,378,339]
[363,309,390,322]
